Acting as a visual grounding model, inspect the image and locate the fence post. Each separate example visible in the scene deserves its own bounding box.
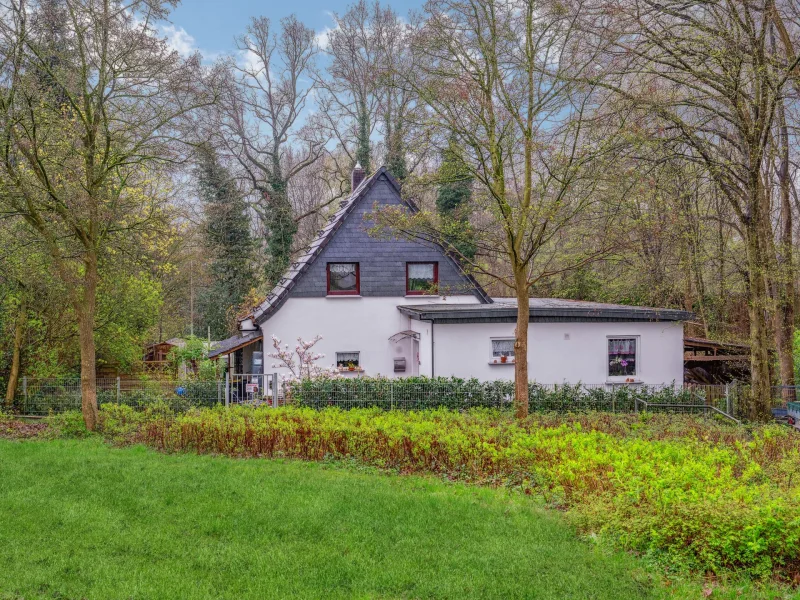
[725,384,732,417]
[225,372,230,408]
[634,396,638,413]
[23,376,27,407]
[116,377,121,403]
[217,379,222,405]
[272,373,278,408]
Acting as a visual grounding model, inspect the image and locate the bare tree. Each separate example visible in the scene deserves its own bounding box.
[217,15,326,286]
[591,0,800,419]
[0,0,215,429]
[314,0,386,177]
[376,0,625,419]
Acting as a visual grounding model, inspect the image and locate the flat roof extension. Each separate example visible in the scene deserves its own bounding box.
[397,298,694,324]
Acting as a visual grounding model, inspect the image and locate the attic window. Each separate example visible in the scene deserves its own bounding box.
[406,262,438,295]
[327,263,360,295]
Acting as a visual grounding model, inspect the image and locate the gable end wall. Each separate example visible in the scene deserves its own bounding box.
[289,176,476,298]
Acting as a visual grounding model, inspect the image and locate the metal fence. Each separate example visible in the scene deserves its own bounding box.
[288,380,742,418]
[13,377,224,416]
[9,375,796,422]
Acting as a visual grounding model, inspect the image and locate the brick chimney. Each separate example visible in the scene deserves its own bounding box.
[351,162,365,190]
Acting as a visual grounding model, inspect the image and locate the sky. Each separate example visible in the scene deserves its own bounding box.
[166,0,425,61]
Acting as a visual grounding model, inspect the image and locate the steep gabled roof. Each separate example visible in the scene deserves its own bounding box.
[250,166,491,325]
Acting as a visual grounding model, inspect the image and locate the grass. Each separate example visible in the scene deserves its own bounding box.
[103,404,800,579]
[0,438,663,600]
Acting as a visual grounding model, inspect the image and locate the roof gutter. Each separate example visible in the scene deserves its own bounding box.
[397,306,695,323]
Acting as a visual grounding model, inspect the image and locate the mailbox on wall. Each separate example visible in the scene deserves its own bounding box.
[394,358,407,373]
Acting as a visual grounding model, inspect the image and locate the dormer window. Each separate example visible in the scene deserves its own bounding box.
[406,262,438,295]
[327,263,360,295]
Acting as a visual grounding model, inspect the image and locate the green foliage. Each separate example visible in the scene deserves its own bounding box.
[48,410,91,439]
[355,102,371,176]
[386,144,408,181]
[793,329,800,384]
[103,406,800,580]
[166,336,218,381]
[555,266,606,302]
[196,148,256,338]
[262,185,297,288]
[166,336,207,367]
[96,270,163,371]
[289,376,701,413]
[435,140,476,260]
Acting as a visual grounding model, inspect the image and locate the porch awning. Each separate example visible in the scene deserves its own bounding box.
[208,330,262,359]
[389,330,420,343]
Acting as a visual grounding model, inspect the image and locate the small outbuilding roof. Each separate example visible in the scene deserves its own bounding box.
[145,338,185,349]
[208,330,263,359]
[397,298,694,324]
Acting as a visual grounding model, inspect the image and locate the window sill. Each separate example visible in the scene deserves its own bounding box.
[606,379,642,385]
[326,295,362,299]
[337,367,365,374]
[489,360,515,366]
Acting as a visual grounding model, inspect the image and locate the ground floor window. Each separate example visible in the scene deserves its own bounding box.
[491,338,515,359]
[336,351,360,368]
[608,337,637,377]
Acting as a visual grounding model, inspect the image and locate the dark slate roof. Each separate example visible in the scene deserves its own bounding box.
[397,298,695,324]
[250,166,491,325]
[208,330,262,359]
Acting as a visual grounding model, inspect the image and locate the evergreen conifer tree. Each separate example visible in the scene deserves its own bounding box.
[435,140,476,260]
[197,148,256,339]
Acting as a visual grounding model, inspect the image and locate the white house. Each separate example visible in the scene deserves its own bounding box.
[210,165,691,386]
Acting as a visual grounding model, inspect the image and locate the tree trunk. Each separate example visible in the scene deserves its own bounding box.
[513,267,529,420]
[77,252,99,430]
[745,223,773,421]
[774,102,795,391]
[4,295,26,408]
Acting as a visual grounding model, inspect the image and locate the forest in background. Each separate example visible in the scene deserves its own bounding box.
[1,0,799,424]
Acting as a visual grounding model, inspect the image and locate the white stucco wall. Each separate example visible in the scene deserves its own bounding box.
[259,296,477,379]
[433,321,685,384]
[259,298,685,384]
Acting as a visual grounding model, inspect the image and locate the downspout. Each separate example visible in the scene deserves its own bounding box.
[424,319,435,377]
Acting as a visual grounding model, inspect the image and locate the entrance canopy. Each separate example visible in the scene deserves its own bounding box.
[388,330,420,343]
[209,330,263,360]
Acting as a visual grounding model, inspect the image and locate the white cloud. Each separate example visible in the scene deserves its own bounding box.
[160,24,197,58]
[238,48,263,73]
[315,26,334,50]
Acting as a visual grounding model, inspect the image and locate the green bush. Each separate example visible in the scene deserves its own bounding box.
[288,376,702,414]
[49,410,91,439]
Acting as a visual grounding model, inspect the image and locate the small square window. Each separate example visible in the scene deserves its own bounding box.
[327,263,359,295]
[406,262,438,295]
[491,339,515,358]
[336,352,360,368]
[608,337,637,377]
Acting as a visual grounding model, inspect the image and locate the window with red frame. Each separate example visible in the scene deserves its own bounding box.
[406,262,438,295]
[327,263,360,295]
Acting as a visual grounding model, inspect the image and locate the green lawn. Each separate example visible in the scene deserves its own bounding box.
[0,439,662,600]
